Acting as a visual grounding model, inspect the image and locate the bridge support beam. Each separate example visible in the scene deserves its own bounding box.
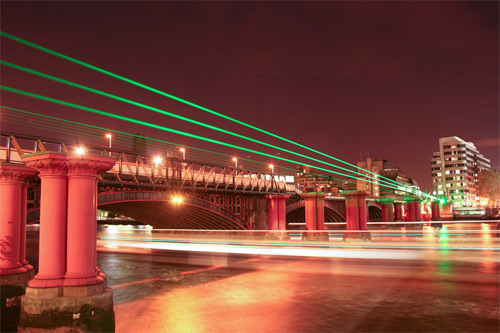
[379,198,394,222]
[394,202,404,222]
[430,200,442,228]
[302,192,328,241]
[343,191,371,242]
[404,198,422,229]
[20,153,115,332]
[265,194,290,240]
[431,201,441,221]
[0,164,37,332]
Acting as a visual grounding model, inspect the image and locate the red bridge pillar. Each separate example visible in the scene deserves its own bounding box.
[302,192,328,241]
[265,194,289,230]
[431,200,441,221]
[404,197,422,229]
[430,200,443,228]
[343,190,371,242]
[24,154,68,289]
[379,198,394,222]
[0,164,37,332]
[265,194,289,240]
[394,202,404,222]
[20,153,115,332]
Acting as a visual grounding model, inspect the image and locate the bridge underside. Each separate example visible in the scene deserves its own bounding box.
[100,202,245,230]
[287,207,346,224]
[286,205,383,225]
[368,206,382,221]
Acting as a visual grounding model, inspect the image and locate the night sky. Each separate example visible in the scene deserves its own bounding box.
[1,1,498,191]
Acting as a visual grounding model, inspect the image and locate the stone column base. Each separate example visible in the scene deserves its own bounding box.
[405,224,423,230]
[19,285,114,332]
[264,232,290,241]
[343,232,372,242]
[302,232,329,242]
[1,270,33,332]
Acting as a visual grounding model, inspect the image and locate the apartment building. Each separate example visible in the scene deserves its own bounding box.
[431,136,490,206]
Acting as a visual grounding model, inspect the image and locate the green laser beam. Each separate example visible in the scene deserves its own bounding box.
[0,91,417,194]
[0,31,423,196]
[2,106,364,187]
[1,60,410,192]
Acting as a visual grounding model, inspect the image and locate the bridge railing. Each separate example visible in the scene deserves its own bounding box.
[0,132,296,193]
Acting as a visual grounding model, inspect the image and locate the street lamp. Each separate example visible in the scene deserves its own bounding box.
[179,147,186,160]
[75,146,85,155]
[232,157,238,169]
[153,156,162,167]
[105,134,112,149]
[269,164,274,173]
[172,196,183,204]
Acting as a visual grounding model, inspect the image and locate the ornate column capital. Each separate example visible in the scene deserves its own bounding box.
[66,156,115,177]
[22,153,69,176]
[0,163,38,184]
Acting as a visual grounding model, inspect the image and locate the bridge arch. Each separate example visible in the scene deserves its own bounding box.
[367,202,382,221]
[28,191,249,230]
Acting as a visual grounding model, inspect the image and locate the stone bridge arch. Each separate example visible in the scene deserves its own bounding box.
[367,201,382,221]
[28,191,249,230]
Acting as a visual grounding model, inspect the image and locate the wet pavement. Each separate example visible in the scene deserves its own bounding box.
[26,224,499,332]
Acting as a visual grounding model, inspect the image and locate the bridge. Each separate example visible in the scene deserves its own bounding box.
[0,31,442,332]
[2,132,397,231]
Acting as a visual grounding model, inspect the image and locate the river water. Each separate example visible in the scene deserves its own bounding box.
[25,224,499,333]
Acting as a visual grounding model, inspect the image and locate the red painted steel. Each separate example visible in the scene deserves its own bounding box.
[0,164,36,275]
[344,191,369,230]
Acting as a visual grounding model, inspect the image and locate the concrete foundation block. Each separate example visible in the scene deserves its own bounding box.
[63,282,106,298]
[25,286,63,300]
[19,287,114,332]
[302,232,329,242]
[264,232,290,241]
[343,232,372,242]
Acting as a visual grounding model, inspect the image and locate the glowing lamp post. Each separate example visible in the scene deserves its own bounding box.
[179,148,186,160]
[233,157,238,169]
[153,156,162,167]
[75,146,85,155]
[153,156,162,178]
[269,164,274,173]
[105,134,112,156]
[105,134,112,148]
[172,196,183,204]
